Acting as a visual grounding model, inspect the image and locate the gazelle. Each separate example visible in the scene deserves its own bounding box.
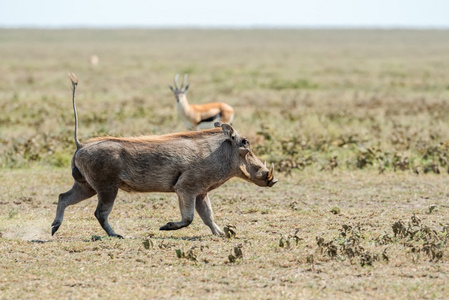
[169,74,234,131]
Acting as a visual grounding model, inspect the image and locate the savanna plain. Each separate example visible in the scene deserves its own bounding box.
[1,29,449,299]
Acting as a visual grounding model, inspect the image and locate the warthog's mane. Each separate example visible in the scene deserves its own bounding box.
[86,127,223,144]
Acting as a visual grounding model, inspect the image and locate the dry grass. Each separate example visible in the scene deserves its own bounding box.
[1,29,449,171]
[0,29,449,299]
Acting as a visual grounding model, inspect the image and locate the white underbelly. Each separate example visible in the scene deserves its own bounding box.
[197,121,217,130]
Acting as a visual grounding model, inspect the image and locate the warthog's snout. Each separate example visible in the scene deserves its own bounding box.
[268,177,278,187]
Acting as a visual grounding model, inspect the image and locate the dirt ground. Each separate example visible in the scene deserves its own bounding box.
[1,168,448,299]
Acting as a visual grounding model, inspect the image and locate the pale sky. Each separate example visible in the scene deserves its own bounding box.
[0,0,448,28]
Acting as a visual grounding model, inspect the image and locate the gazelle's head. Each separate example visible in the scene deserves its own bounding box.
[169,73,189,103]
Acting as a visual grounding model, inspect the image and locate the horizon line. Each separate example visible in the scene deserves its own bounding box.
[1,24,449,30]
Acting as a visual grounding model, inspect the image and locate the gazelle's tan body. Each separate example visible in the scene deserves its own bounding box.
[177,94,234,130]
[170,74,234,130]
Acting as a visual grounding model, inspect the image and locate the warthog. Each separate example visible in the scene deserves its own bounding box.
[51,74,278,238]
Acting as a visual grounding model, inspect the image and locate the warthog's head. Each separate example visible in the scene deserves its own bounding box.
[217,122,278,187]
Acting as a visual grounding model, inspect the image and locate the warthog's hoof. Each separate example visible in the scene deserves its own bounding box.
[106,233,124,239]
[159,222,177,231]
[51,225,60,236]
[214,230,225,236]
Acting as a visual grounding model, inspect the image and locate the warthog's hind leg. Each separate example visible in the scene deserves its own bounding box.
[195,193,224,236]
[95,188,123,238]
[52,181,96,236]
[160,193,195,231]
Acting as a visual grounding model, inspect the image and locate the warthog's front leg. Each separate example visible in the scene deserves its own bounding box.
[196,193,224,236]
[52,181,96,236]
[160,192,195,231]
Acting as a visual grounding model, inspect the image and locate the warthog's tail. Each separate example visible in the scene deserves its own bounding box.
[68,73,82,150]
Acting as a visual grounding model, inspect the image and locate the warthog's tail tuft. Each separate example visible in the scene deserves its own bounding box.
[68,73,82,150]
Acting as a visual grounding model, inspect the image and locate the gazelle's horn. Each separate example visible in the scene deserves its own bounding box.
[174,74,179,89]
[181,73,188,89]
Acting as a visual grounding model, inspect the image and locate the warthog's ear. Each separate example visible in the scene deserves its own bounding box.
[214,121,223,128]
[221,123,236,141]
